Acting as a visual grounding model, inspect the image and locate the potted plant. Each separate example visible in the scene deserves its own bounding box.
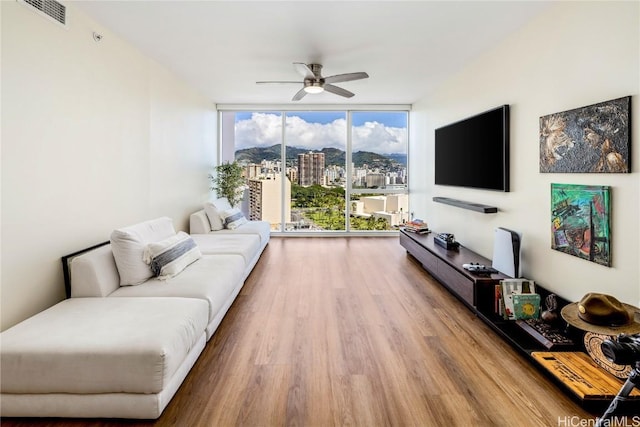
[208,161,245,207]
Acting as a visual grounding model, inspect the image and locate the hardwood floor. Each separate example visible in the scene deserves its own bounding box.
[2,236,594,427]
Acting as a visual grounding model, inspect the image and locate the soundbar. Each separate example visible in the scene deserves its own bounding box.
[433,197,498,213]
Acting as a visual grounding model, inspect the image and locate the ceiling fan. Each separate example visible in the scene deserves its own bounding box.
[256,62,369,101]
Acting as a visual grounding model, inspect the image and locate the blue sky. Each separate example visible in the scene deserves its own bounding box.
[233,111,408,154]
[235,111,407,128]
[352,112,407,128]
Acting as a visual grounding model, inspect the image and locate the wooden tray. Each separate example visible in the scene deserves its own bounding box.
[531,352,640,401]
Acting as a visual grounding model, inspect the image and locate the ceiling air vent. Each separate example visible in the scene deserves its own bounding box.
[18,0,68,28]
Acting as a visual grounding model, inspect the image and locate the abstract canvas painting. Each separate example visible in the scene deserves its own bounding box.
[551,184,611,266]
[540,96,631,173]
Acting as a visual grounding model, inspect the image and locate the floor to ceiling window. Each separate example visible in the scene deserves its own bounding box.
[219,107,409,234]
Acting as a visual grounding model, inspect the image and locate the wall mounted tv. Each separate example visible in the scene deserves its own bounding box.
[434,105,510,192]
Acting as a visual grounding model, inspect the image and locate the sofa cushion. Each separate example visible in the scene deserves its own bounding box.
[0,297,208,394]
[143,232,201,280]
[191,234,260,264]
[190,210,212,234]
[109,254,245,326]
[216,220,271,245]
[70,243,120,297]
[204,198,232,231]
[110,217,176,286]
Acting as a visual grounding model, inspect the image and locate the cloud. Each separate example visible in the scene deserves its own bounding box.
[352,121,407,154]
[234,113,283,147]
[285,115,347,150]
[235,113,407,154]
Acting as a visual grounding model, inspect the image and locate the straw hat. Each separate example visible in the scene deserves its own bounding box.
[560,293,640,335]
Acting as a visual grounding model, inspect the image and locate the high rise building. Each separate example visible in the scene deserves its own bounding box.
[244,163,261,180]
[352,166,367,187]
[247,175,291,229]
[298,152,325,186]
[365,173,386,188]
[286,167,298,184]
[261,159,281,173]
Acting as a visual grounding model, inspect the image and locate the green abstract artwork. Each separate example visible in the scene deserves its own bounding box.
[551,183,611,267]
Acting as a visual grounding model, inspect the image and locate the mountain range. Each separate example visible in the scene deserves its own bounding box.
[235,145,406,168]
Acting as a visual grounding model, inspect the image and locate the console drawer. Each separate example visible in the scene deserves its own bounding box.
[421,249,439,273]
[400,233,438,274]
[437,260,474,307]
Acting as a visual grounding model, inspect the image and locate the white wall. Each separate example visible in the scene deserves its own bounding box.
[1,2,216,330]
[410,1,639,306]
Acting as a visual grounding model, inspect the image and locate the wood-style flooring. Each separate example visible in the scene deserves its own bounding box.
[2,236,594,427]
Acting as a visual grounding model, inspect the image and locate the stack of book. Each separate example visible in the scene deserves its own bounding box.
[404,220,430,234]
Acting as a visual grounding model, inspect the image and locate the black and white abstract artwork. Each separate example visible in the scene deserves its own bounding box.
[540,96,631,173]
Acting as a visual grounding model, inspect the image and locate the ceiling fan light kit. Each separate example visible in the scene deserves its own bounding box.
[258,62,369,101]
[303,81,324,94]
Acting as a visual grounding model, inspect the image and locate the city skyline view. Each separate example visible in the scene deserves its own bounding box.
[223,110,409,232]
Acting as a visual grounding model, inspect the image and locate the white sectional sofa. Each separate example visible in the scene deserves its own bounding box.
[0,211,269,419]
[1,297,209,419]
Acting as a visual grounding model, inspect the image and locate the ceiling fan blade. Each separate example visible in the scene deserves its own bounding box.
[324,72,369,84]
[293,62,315,79]
[256,81,302,85]
[324,84,354,98]
[292,87,308,101]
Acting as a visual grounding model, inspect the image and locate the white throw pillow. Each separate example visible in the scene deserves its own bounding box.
[143,231,201,280]
[204,197,233,231]
[220,207,248,230]
[203,203,223,231]
[110,217,176,286]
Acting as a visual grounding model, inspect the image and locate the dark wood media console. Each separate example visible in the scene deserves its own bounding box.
[399,228,508,310]
[399,229,639,414]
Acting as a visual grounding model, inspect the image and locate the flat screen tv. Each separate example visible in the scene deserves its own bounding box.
[435,105,510,192]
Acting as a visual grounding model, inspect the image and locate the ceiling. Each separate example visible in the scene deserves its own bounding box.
[72,1,552,106]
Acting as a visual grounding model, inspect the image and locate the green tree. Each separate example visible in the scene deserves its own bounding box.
[208,161,245,207]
